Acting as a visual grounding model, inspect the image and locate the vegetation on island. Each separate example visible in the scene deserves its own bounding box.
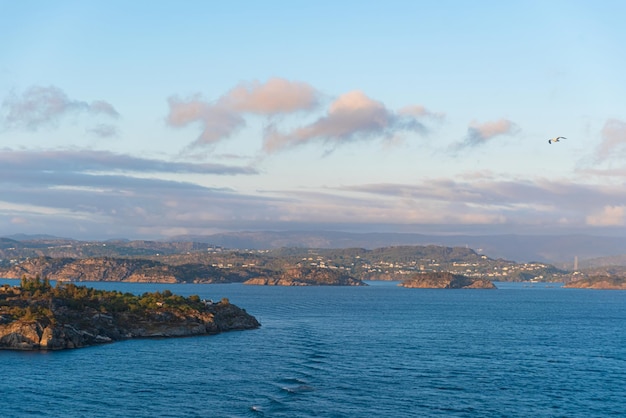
[3,275,217,320]
[0,276,259,350]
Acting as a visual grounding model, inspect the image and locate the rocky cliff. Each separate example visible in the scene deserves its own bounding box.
[244,266,366,286]
[563,276,626,289]
[0,256,258,283]
[0,282,260,350]
[399,272,496,289]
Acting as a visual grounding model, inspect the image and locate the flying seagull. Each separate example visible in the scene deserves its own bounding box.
[548,136,566,144]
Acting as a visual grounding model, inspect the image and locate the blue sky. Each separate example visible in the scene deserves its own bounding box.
[2,0,626,239]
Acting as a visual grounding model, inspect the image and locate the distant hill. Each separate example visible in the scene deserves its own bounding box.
[171,231,626,265]
[5,230,626,265]
[577,254,626,269]
[5,234,74,241]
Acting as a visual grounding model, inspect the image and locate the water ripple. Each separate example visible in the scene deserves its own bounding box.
[1,281,625,417]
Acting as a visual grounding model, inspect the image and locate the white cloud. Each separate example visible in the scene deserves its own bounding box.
[586,205,626,226]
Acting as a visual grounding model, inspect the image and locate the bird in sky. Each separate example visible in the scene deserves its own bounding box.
[548,136,566,144]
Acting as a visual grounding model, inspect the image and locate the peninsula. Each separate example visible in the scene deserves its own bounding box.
[0,276,260,351]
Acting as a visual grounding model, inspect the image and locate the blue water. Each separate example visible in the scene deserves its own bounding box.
[1,280,625,417]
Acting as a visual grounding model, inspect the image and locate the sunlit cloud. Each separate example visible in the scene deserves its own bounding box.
[167,81,434,153]
[335,175,626,229]
[453,118,520,149]
[166,95,245,145]
[398,105,445,120]
[586,205,626,226]
[263,91,427,153]
[1,85,119,130]
[219,78,320,114]
[166,78,320,147]
[3,166,626,238]
[577,167,626,179]
[260,188,509,226]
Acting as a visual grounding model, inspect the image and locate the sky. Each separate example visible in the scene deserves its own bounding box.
[2,0,626,240]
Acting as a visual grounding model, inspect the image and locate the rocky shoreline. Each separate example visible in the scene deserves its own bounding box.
[399,272,496,289]
[244,267,366,286]
[0,280,260,351]
[563,276,626,290]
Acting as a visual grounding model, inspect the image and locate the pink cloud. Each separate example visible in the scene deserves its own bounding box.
[454,118,519,149]
[263,91,425,153]
[220,78,319,114]
[167,78,321,147]
[586,205,626,226]
[166,96,244,145]
[398,105,445,120]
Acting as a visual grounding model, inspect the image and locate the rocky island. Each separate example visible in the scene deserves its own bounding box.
[0,276,260,351]
[244,266,366,286]
[399,272,496,289]
[563,276,626,290]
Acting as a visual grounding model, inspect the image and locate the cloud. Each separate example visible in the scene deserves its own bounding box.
[166,95,245,145]
[586,205,626,226]
[89,100,120,118]
[454,118,519,149]
[1,85,119,130]
[594,118,626,161]
[167,80,434,152]
[3,161,626,239]
[0,148,270,239]
[87,124,119,138]
[166,78,320,147]
[219,78,320,114]
[263,91,427,153]
[0,149,258,176]
[578,167,626,178]
[335,175,626,230]
[398,105,445,120]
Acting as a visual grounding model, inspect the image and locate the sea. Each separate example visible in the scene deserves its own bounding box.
[1,279,625,418]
